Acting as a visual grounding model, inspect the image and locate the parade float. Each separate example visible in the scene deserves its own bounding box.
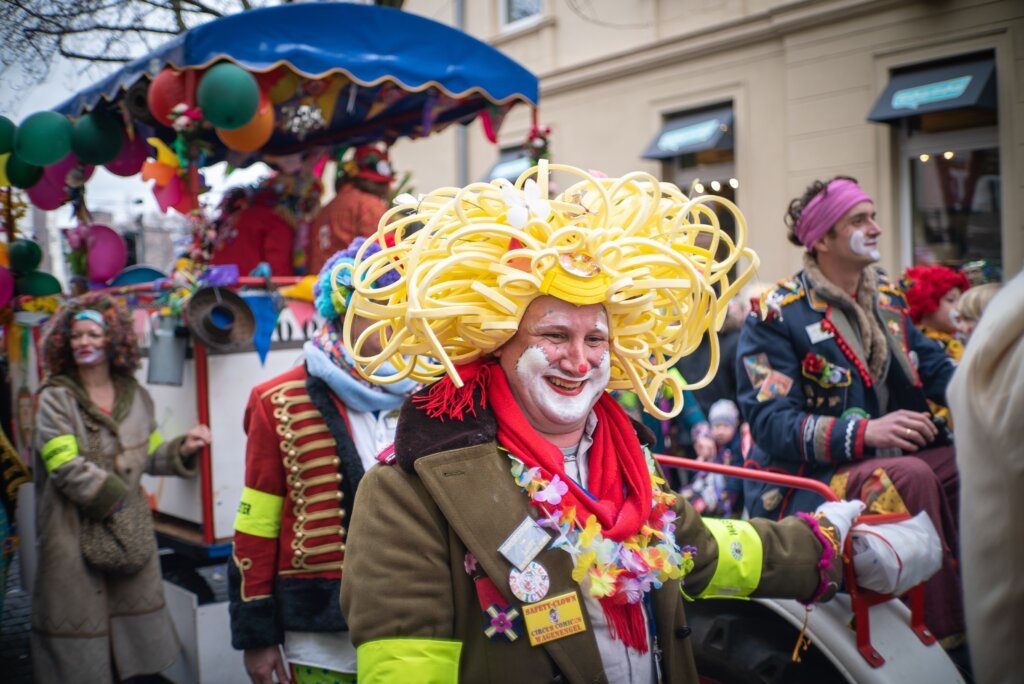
[1,3,537,681]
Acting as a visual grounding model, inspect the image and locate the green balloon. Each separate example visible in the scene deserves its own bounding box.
[16,270,62,297]
[0,116,15,155]
[14,111,73,167]
[71,112,124,165]
[5,152,43,189]
[197,63,259,131]
[9,239,43,273]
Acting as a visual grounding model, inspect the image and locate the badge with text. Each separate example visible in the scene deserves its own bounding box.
[805,321,835,345]
[756,370,794,402]
[499,517,551,571]
[522,591,587,646]
[509,561,551,603]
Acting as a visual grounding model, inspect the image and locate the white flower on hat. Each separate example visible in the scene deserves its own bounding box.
[376,160,392,177]
[499,178,551,229]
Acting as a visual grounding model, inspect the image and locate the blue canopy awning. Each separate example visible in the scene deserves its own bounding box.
[54,2,537,155]
[868,56,995,123]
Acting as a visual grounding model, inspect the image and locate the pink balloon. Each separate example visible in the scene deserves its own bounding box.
[26,175,69,211]
[44,151,95,188]
[105,132,149,177]
[0,266,13,308]
[85,224,128,282]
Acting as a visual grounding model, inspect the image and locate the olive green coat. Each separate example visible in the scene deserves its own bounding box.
[31,374,194,683]
[341,417,838,683]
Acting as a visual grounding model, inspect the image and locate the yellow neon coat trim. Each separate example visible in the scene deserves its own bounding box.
[147,430,164,455]
[41,435,79,472]
[357,638,461,684]
[697,518,764,599]
[233,487,284,539]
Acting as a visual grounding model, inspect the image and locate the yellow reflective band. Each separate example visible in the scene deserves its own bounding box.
[41,435,79,472]
[233,487,284,539]
[698,518,764,599]
[147,430,164,455]
[357,638,461,684]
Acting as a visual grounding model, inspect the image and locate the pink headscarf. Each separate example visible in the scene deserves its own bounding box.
[794,179,873,250]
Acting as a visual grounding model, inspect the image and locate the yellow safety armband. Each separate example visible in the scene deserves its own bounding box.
[148,430,164,455]
[234,486,284,538]
[358,638,461,684]
[41,435,79,472]
[690,518,764,599]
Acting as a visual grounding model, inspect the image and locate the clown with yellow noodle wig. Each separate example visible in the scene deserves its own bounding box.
[342,161,757,420]
[337,162,861,684]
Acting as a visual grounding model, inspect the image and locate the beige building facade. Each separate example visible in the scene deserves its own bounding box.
[393,0,1023,284]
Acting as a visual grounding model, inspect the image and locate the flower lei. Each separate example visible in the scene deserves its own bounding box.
[506,450,696,604]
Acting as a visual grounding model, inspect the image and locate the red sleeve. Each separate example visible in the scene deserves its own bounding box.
[259,209,296,276]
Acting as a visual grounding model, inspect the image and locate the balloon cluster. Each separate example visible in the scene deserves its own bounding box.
[0,111,150,209]
[147,62,274,153]
[4,239,61,301]
[64,224,129,283]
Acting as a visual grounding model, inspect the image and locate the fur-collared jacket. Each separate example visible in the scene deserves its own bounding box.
[339,393,840,683]
[32,373,194,683]
[737,258,955,518]
[228,364,366,650]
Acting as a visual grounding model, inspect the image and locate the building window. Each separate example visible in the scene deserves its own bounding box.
[642,103,738,263]
[869,51,1000,273]
[487,146,532,182]
[502,0,542,28]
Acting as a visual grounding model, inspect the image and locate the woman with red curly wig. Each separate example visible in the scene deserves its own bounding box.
[32,293,210,683]
[903,264,970,362]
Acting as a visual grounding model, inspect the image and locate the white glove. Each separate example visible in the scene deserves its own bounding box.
[813,499,865,549]
[850,511,943,595]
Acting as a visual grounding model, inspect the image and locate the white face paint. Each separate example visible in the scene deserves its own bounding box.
[514,345,611,427]
[849,228,880,262]
[73,347,107,366]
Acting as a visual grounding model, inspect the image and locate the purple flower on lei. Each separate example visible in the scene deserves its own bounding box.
[533,474,569,506]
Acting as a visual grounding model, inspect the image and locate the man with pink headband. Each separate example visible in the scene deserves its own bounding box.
[736,177,965,650]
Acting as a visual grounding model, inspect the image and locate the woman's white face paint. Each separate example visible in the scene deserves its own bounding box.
[73,347,107,366]
[515,345,611,427]
[849,229,880,261]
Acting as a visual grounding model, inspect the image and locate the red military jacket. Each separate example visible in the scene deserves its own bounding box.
[229,364,365,649]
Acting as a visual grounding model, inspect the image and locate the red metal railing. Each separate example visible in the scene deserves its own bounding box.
[654,454,936,667]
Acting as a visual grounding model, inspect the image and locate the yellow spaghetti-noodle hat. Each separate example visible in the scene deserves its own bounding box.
[340,160,757,419]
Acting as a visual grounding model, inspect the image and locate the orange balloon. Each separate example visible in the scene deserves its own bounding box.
[141,159,177,186]
[216,103,275,152]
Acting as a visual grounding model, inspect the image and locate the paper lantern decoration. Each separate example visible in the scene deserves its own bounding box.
[0,116,15,155]
[26,175,68,211]
[105,132,149,177]
[71,112,124,165]
[14,111,73,167]
[4,153,42,190]
[15,270,62,297]
[216,98,274,152]
[0,266,13,308]
[9,239,43,273]
[86,224,128,281]
[198,63,259,130]
[148,68,192,127]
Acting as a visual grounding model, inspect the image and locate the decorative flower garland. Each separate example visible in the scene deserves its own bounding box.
[505,450,696,604]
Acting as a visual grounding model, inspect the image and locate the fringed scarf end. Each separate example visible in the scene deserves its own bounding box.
[412,360,492,421]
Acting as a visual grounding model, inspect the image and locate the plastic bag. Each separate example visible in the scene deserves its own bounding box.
[850,511,942,595]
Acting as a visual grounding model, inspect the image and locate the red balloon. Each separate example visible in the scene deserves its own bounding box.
[86,224,128,281]
[105,132,149,177]
[147,68,193,127]
[26,174,69,210]
[0,266,13,308]
[44,151,95,188]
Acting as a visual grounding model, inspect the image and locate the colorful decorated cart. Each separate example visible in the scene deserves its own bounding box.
[2,4,537,681]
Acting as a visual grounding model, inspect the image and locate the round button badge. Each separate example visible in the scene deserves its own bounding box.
[509,561,551,603]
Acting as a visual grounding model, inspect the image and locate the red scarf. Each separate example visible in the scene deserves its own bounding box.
[415,360,653,651]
